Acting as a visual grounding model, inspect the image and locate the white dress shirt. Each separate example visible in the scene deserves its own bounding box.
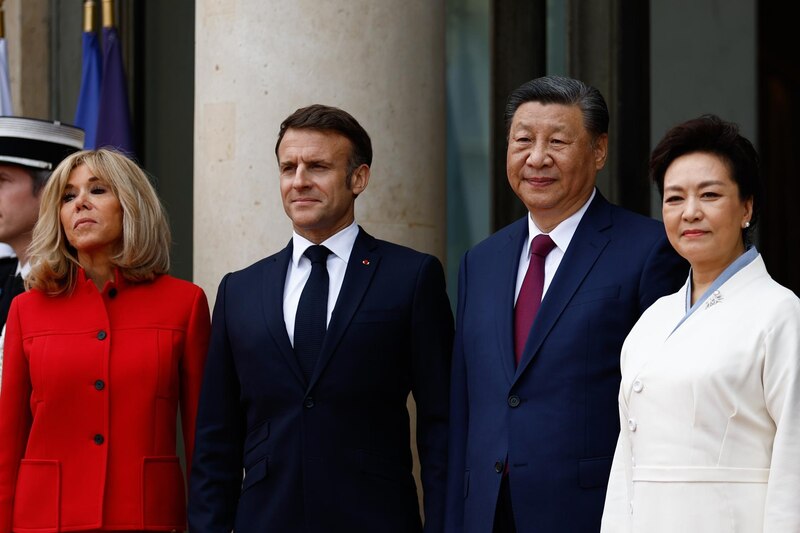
[15,260,31,279]
[514,188,596,303]
[283,221,359,346]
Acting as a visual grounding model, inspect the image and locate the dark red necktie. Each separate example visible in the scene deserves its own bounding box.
[513,234,556,365]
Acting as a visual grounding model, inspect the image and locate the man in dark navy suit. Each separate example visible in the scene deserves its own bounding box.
[444,76,687,532]
[189,104,453,532]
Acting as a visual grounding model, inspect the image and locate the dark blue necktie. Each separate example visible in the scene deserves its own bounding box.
[294,245,331,381]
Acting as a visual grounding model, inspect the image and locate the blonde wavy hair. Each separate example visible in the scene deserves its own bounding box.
[26,149,171,295]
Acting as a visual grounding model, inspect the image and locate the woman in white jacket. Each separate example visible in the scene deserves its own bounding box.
[601,115,800,532]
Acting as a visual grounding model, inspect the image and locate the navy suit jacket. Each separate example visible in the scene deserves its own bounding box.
[445,193,687,532]
[189,228,453,532]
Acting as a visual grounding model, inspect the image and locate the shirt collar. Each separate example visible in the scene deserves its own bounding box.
[684,245,759,313]
[666,245,759,339]
[15,261,31,279]
[524,188,596,257]
[291,220,359,267]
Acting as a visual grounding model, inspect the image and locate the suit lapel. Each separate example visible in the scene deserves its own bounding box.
[308,228,379,389]
[495,218,529,384]
[261,241,307,387]
[514,194,612,381]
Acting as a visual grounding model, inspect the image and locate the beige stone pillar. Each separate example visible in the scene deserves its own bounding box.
[194,1,446,302]
[3,0,50,118]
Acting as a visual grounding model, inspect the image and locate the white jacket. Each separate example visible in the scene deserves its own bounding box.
[601,255,800,532]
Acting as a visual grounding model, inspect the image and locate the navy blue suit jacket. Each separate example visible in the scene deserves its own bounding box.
[445,193,687,532]
[189,228,453,532]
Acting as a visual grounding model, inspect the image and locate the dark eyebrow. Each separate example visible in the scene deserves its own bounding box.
[664,179,726,192]
[512,120,568,132]
[696,180,726,188]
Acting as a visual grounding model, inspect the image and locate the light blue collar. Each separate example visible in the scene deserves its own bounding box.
[670,246,758,336]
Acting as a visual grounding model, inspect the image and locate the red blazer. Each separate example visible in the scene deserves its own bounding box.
[0,271,210,533]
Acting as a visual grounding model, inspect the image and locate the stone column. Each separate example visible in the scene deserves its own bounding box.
[194,0,446,301]
[3,0,50,118]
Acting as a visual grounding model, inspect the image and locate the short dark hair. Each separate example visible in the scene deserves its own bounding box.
[504,75,609,141]
[649,114,762,242]
[0,164,50,196]
[31,168,51,195]
[275,104,373,179]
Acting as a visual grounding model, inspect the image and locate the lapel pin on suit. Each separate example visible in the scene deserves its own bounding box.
[362,259,370,265]
[705,290,723,309]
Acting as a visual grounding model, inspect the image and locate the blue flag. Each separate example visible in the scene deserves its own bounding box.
[74,30,102,148]
[95,26,133,155]
[0,38,12,115]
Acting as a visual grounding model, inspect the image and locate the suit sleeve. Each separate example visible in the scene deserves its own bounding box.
[762,296,800,531]
[411,254,454,533]
[637,231,688,313]
[0,300,32,533]
[444,252,468,533]
[188,274,246,532]
[179,285,211,479]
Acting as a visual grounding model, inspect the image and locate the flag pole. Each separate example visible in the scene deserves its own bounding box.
[84,1,97,33]
[102,0,114,29]
[0,0,11,117]
[0,0,5,40]
[75,0,103,147]
[95,0,133,154]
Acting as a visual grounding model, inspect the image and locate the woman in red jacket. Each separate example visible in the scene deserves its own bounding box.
[0,149,210,532]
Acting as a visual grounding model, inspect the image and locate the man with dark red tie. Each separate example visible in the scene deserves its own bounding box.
[444,76,687,533]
